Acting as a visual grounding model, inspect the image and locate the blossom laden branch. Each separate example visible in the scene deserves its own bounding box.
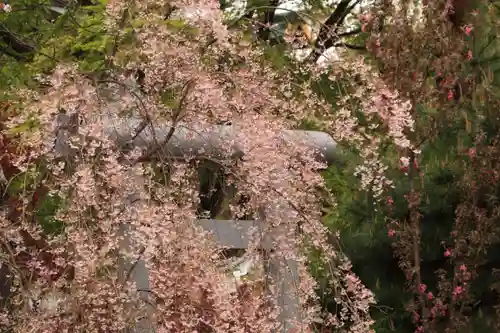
[134,79,196,163]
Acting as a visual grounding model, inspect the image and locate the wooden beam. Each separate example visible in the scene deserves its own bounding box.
[196,218,271,249]
[56,114,338,166]
[268,256,301,332]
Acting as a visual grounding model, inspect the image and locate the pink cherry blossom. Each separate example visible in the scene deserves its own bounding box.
[453,286,465,297]
[464,25,473,36]
[447,90,454,101]
[0,0,383,331]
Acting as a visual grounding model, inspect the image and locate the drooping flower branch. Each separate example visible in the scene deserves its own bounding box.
[0,1,377,332]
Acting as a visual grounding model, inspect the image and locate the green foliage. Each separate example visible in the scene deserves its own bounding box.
[5,161,64,235]
[317,91,500,332]
[6,165,42,197]
[261,43,291,69]
[32,2,111,74]
[160,87,179,109]
[4,116,40,137]
[0,61,30,92]
[0,1,54,91]
[319,155,411,331]
[0,1,114,92]
[310,71,354,107]
[35,194,64,235]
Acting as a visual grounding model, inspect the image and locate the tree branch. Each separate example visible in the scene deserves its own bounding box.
[0,45,29,61]
[0,23,36,57]
[51,0,93,7]
[257,0,280,41]
[333,41,365,50]
[309,0,361,62]
[338,27,361,37]
[134,79,196,163]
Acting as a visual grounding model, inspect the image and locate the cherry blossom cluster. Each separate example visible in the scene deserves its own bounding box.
[0,2,11,12]
[0,0,376,332]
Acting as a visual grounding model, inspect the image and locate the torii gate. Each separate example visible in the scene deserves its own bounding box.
[56,115,338,332]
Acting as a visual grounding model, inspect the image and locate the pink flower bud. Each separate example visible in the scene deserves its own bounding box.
[453,286,464,297]
[464,25,473,36]
[447,90,454,101]
[467,50,473,60]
